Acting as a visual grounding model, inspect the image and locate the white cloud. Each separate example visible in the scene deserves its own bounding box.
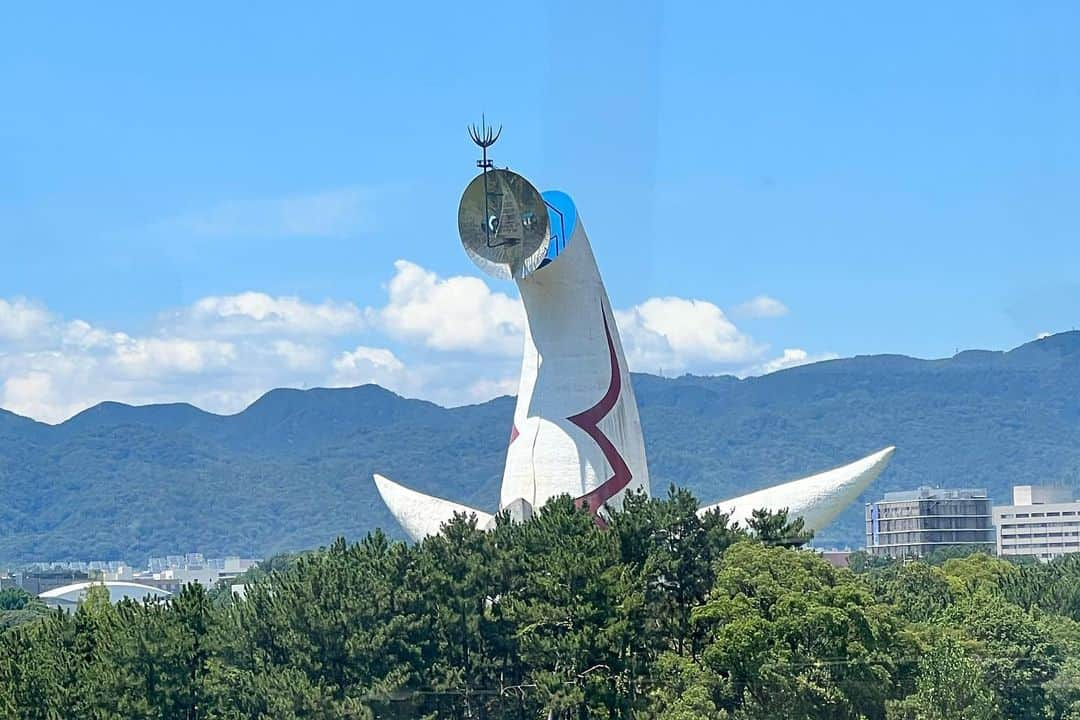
[2,369,88,427]
[0,299,345,422]
[745,348,839,376]
[372,260,524,355]
[169,186,375,239]
[464,376,519,402]
[0,260,810,422]
[330,345,413,395]
[175,292,365,336]
[62,319,121,349]
[732,295,789,319]
[0,322,245,422]
[615,297,764,374]
[332,345,405,375]
[1,353,102,423]
[362,263,776,377]
[110,337,236,378]
[272,340,326,371]
[0,298,52,343]
[1036,331,1053,340]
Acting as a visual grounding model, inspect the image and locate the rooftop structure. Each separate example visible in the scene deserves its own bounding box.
[8,569,91,596]
[994,485,1080,561]
[865,487,994,558]
[880,487,989,502]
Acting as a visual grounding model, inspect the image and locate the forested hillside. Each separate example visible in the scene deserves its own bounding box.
[2,332,1080,562]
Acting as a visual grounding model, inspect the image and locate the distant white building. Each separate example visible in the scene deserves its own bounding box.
[156,566,221,587]
[144,556,259,589]
[104,564,135,581]
[222,557,258,575]
[39,581,172,610]
[994,485,1080,560]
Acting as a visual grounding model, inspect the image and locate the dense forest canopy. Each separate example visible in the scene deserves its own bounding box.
[3,492,1080,719]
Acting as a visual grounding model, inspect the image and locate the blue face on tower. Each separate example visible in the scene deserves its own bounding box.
[539,190,578,270]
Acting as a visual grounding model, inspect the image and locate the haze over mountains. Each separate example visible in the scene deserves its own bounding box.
[2,332,1080,563]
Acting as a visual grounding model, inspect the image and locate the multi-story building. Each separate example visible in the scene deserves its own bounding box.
[865,487,994,558]
[12,569,91,595]
[994,485,1080,561]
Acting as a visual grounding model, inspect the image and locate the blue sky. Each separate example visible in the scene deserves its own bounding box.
[2,2,1077,422]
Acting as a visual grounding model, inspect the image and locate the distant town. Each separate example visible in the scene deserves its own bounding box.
[0,553,261,608]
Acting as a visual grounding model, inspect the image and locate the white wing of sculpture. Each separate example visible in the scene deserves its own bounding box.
[698,446,896,533]
[373,474,494,542]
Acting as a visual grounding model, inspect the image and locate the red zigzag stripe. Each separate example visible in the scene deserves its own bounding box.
[567,304,633,517]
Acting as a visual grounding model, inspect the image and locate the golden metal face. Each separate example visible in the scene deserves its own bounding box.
[458,169,550,280]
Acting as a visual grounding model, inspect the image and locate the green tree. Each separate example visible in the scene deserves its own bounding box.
[1000,554,1080,621]
[746,508,813,547]
[923,545,996,566]
[0,609,80,719]
[611,486,743,659]
[866,561,954,623]
[694,541,905,720]
[943,591,1062,720]
[210,533,427,718]
[647,652,727,719]
[502,495,646,719]
[886,635,1000,720]
[938,553,1017,596]
[0,587,51,630]
[414,512,499,718]
[0,588,35,611]
[2,489,1076,720]
[1046,656,1080,720]
[847,550,897,574]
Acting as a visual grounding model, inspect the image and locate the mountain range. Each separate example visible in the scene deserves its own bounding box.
[3,332,1080,564]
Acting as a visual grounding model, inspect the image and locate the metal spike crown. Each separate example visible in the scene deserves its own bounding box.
[468,114,502,170]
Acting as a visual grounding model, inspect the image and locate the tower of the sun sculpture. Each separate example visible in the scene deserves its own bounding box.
[374,122,894,541]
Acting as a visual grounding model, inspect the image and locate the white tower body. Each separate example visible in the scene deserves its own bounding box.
[502,216,649,516]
